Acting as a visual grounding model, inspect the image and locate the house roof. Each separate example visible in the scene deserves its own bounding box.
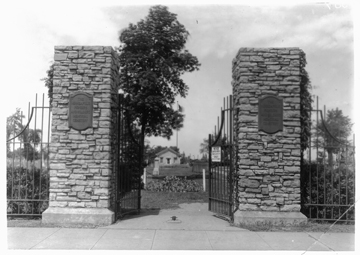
[155,147,182,157]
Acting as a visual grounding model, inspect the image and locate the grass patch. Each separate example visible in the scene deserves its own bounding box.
[7,218,104,229]
[232,221,355,233]
[141,190,208,210]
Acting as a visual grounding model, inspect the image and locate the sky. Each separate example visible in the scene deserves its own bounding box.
[1,0,357,159]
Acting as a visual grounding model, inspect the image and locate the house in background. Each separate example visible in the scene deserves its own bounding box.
[155,147,182,165]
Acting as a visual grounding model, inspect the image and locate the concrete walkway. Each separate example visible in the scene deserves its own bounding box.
[7,203,355,251]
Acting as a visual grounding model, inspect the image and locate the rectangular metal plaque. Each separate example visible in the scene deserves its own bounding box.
[68,92,93,131]
[258,95,283,134]
[211,146,221,162]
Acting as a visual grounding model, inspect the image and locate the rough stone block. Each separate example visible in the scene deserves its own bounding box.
[280,204,301,212]
[240,179,260,188]
[79,51,95,58]
[42,207,114,226]
[261,188,269,195]
[260,156,271,162]
[284,166,300,173]
[54,53,68,61]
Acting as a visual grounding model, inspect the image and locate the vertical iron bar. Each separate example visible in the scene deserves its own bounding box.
[26,101,30,200]
[309,109,312,218]
[26,103,30,214]
[115,95,120,218]
[345,148,348,221]
[338,147,341,219]
[226,98,229,215]
[217,113,220,213]
[322,105,327,219]
[46,103,51,204]
[208,134,212,211]
[352,135,355,220]
[11,114,15,213]
[18,112,23,201]
[25,102,31,214]
[214,122,217,213]
[138,128,142,213]
[225,97,228,213]
[32,94,38,215]
[219,103,222,213]
[19,111,23,169]
[229,95,234,220]
[119,99,123,216]
[40,95,44,209]
[316,97,319,219]
[222,100,224,212]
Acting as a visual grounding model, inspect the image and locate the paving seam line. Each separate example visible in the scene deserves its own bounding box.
[150,230,157,250]
[29,228,61,250]
[89,228,109,250]
[304,232,335,252]
[204,231,214,250]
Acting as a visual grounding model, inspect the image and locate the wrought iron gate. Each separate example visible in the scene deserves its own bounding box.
[301,97,355,223]
[114,94,142,219]
[208,95,237,221]
[6,94,51,217]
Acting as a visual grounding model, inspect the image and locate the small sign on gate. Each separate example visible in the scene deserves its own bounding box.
[211,146,221,162]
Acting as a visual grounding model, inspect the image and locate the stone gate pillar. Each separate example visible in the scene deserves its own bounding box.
[42,46,119,225]
[232,47,307,225]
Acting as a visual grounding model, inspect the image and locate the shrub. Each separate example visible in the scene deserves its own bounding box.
[301,162,355,221]
[146,176,202,192]
[7,166,49,216]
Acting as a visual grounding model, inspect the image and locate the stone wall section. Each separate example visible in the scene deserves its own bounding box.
[49,46,119,210]
[232,47,304,212]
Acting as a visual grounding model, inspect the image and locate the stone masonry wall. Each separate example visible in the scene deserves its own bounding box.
[49,46,119,210]
[232,47,304,212]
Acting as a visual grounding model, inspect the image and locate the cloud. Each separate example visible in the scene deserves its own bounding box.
[177,5,352,59]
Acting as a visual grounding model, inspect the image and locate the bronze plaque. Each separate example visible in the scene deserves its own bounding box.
[68,92,93,131]
[258,95,283,134]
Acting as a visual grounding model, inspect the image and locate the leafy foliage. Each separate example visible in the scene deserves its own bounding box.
[146,176,202,192]
[118,5,200,141]
[7,109,42,161]
[299,50,313,154]
[41,62,54,106]
[301,162,355,221]
[6,109,24,156]
[7,166,49,215]
[313,108,353,166]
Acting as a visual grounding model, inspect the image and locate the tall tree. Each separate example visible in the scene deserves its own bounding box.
[314,108,352,166]
[199,138,209,155]
[6,109,42,161]
[6,109,25,156]
[118,5,200,166]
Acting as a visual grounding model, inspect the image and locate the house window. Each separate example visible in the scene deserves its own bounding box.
[160,157,163,163]
[174,157,177,163]
[167,158,170,164]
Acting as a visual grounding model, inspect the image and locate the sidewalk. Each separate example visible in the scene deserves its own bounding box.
[7,227,355,250]
[7,203,355,251]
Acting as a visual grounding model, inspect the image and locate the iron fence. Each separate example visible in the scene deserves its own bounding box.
[6,94,51,217]
[301,96,355,223]
[208,95,237,221]
[114,94,142,219]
